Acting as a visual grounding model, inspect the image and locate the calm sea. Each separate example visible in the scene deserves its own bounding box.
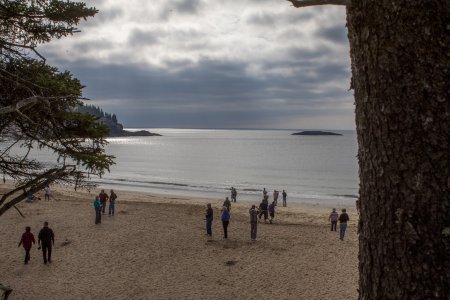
[95,128,359,206]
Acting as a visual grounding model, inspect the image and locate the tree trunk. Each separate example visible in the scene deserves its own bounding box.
[346,1,450,299]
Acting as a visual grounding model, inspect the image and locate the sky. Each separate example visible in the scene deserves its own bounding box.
[40,0,354,130]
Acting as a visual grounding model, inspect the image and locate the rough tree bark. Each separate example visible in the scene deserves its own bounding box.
[346,1,450,299]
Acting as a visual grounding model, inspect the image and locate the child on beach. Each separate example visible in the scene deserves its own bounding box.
[18,226,36,264]
[329,208,338,231]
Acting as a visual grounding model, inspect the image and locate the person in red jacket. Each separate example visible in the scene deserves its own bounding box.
[18,226,36,264]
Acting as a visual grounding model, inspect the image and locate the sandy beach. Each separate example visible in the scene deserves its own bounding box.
[0,184,358,299]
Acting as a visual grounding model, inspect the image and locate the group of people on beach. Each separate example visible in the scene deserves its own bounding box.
[206,187,350,241]
[93,189,117,224]
[206,187,288,241]
[18,222,55,265]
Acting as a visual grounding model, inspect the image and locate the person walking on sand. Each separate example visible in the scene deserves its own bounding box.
[18,226,36,264]
[109,189,117,216]
[223,197,231,212]
[282,190,287,207]
[249,205,259,241]
[338,208,350,240]
[38,222,55,264]
[268,201,276,224]
[329,208,339,231]
[221,206,230,239]
[205,203,213,238]
[94,196,102,224]
[99,189,109,214]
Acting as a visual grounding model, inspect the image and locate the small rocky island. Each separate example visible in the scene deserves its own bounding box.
[77,104,161,137]
[291,131,343,136]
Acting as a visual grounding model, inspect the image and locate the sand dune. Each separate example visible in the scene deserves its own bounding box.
[0,185,358,299]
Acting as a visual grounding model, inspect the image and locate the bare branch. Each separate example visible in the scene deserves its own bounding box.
[287,0,349,8]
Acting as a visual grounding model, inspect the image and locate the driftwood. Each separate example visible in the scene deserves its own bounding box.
[0,284,12,300]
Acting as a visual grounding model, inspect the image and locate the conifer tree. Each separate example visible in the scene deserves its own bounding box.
[0,0,114,217]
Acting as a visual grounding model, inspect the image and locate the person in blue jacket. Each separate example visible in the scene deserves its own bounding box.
[94,196,102,224]
[221,206,230,239]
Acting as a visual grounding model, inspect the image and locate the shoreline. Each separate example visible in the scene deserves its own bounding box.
[0,182,359,299]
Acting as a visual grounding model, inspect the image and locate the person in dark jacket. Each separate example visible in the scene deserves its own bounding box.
[249,205,259,241]
[268,201,276,224]
[221,206,230,239]
[18,226,36,264]
[38,221,55,264]
[223,197,231,212]
[99,189,109,214]
[338,209,350,240]
[205,203,213,238]
[258,199,269,223]
[109,189,117,216]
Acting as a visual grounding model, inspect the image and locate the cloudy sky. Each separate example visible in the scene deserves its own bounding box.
[40,0,354,130]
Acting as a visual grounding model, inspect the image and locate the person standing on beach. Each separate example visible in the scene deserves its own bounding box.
[282,190,287,207]
[338,209,350,240]
[268,201,276,224]
[44,185,51,201]
[109,189,117,216]
[221,206,230,239]
[263,188,267,198]
[18,226,35,264]
[205,203,213,238]
[223,197,231,212]
[258,199,269,223]
[273,190,279,205]
[94,196,102,224]
[99,189,109,214]
[249,205,259,241]
[329,208,339,231]
[38,222,55,264]
[231,187,237,203]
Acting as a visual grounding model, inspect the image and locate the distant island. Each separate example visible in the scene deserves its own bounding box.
[291,131,343,136]
[77,105,161,137]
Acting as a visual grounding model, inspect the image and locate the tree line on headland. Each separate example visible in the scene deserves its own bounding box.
[75,104,161,137]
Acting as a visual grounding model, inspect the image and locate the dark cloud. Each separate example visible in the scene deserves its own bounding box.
[48,54,352,128]
[159,0,203,20]
[128,29,160,46]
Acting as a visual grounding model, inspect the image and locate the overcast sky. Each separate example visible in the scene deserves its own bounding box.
[40,0,354,130]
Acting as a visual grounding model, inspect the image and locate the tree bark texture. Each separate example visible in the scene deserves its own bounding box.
[346,1,450,299]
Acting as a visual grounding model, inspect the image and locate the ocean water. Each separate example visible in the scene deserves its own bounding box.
[95,129,359,206]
